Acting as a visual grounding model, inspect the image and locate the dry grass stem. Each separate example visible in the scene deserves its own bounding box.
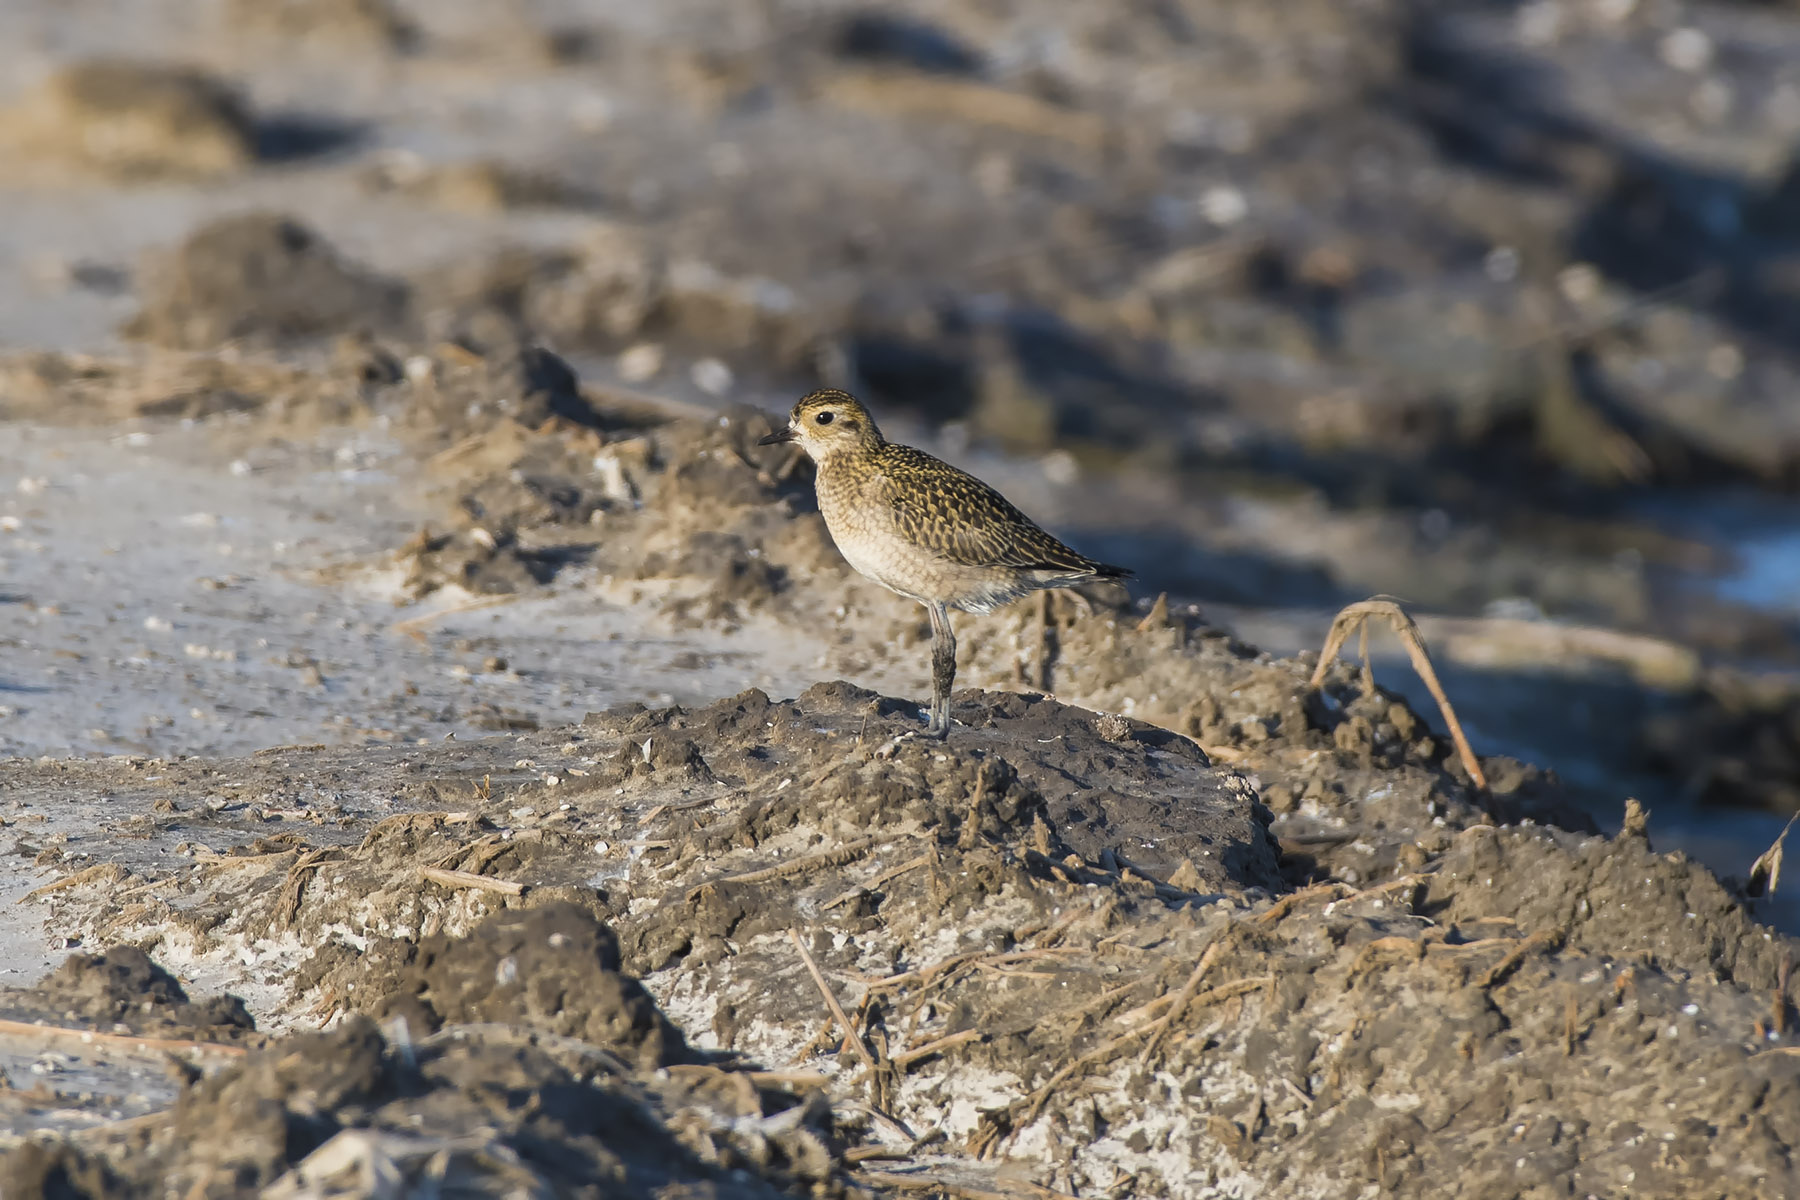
[707,834,887,890]
[1777,955,1793,1037]
[1475,929,1563,989]
[1134,592,1169,634]
[21,862,128,901]
[277,848,341,929]
[853,1169,1025,1199]
[892,1028,983,1070]
[1749,814,1799,898]
[789,929,878,1073]
[390,593,520,638]
[1254,882,1353,926]
[1308,597,1488,790]
[416,865,525,896]
[823,852,935,909]
[0,1018,247,1058]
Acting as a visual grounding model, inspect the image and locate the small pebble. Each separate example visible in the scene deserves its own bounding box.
[618,343,664,382]
[1659,28,1712,73]
[691,358,733,396]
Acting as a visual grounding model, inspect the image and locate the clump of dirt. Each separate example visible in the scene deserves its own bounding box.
[8,945,253,1040]
[381,341,635,596]
[948,597,1585,886]
[122,213,408,350]
[398,337,600,442]
[359,902,692,1069]
[1424,818,1790,986]
[592,406,845,624]
[0,1009,850,1199]
[110,682,1275,1004]
[0,60,256,180]
[396,525,568,597]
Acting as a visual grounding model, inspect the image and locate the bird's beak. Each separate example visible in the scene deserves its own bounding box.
[758,426,796,446]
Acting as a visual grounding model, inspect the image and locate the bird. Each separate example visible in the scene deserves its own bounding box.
[760,388,1131,738]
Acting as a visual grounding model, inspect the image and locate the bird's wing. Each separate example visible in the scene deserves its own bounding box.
[875,445,1103,573]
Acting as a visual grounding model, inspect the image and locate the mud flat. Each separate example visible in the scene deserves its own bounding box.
[3,679,1798,1197]
[5,0,1800,1193]
[2,351,1798,1197]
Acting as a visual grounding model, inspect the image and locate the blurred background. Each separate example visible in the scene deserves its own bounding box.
[2,0,1800,870]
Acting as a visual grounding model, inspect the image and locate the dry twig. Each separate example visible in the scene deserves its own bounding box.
[1140,941,1225,1065]
[1778,954,1793,1038]
[277,848,341,929]
[390,593,520,639]
[856,1169,1077,1199]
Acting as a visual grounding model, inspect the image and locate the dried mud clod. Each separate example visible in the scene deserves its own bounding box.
[366,902,691,1071]
[122,213,408,350]
[0,1006,853,1199]
[400,337,601,442]
[8,945,253,1041]
[397,525,567,598]
[0,61,256,181]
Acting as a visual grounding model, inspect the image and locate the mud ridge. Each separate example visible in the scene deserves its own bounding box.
[5,680,1798,1195]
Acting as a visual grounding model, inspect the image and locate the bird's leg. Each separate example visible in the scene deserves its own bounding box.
[926,601,956,738]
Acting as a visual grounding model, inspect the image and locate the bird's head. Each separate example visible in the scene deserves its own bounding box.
[758,389,884,461]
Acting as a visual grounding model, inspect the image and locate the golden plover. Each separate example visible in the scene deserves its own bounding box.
[761,389,1131,737]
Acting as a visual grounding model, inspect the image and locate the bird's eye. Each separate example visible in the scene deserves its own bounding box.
[815,411,836,426]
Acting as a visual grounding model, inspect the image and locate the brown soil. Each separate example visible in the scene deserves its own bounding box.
[4,670,1797,1196]
[8,1,1800,1195]
[0,387,1789,1191]
[5,946,255,1043]
[2,932,850,1198]
[123,213,409,351]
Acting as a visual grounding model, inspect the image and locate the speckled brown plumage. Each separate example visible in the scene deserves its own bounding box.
[872,442,1122,575]
[759,388,1131,737]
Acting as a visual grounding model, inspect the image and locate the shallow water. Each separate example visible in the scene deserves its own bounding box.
[1719,526,1800,615]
